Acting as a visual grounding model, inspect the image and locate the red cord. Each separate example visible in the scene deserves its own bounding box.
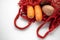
[36,20,55,38]
[14,8,33,30]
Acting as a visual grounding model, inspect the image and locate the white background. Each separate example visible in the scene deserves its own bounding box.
[0,0,60,40]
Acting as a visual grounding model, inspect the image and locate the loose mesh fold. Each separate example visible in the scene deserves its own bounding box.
[14,0,60,39]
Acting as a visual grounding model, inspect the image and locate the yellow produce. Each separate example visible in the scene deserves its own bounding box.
[34,5,42,21]
[27,5,34,19]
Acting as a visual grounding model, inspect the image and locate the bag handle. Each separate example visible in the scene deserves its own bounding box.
[14,9,32,30]
[36,22,55,38]
[37,17,59,39]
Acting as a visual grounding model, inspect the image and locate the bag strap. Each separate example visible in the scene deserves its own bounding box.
[37,17,59,38]
[14,8,32,30]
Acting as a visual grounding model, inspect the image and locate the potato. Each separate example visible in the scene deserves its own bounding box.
[42,5,54,16]
[34,5,42,21]
[27,5,34,19]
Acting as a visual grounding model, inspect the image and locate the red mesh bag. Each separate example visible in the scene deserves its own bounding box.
[14,0,60,39]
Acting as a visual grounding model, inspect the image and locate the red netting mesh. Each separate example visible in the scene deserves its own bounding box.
[14,0,60,39]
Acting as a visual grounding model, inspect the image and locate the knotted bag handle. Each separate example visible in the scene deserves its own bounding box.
[37,17,59,39]
[37,22,56,38]
[14,8,32,30]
